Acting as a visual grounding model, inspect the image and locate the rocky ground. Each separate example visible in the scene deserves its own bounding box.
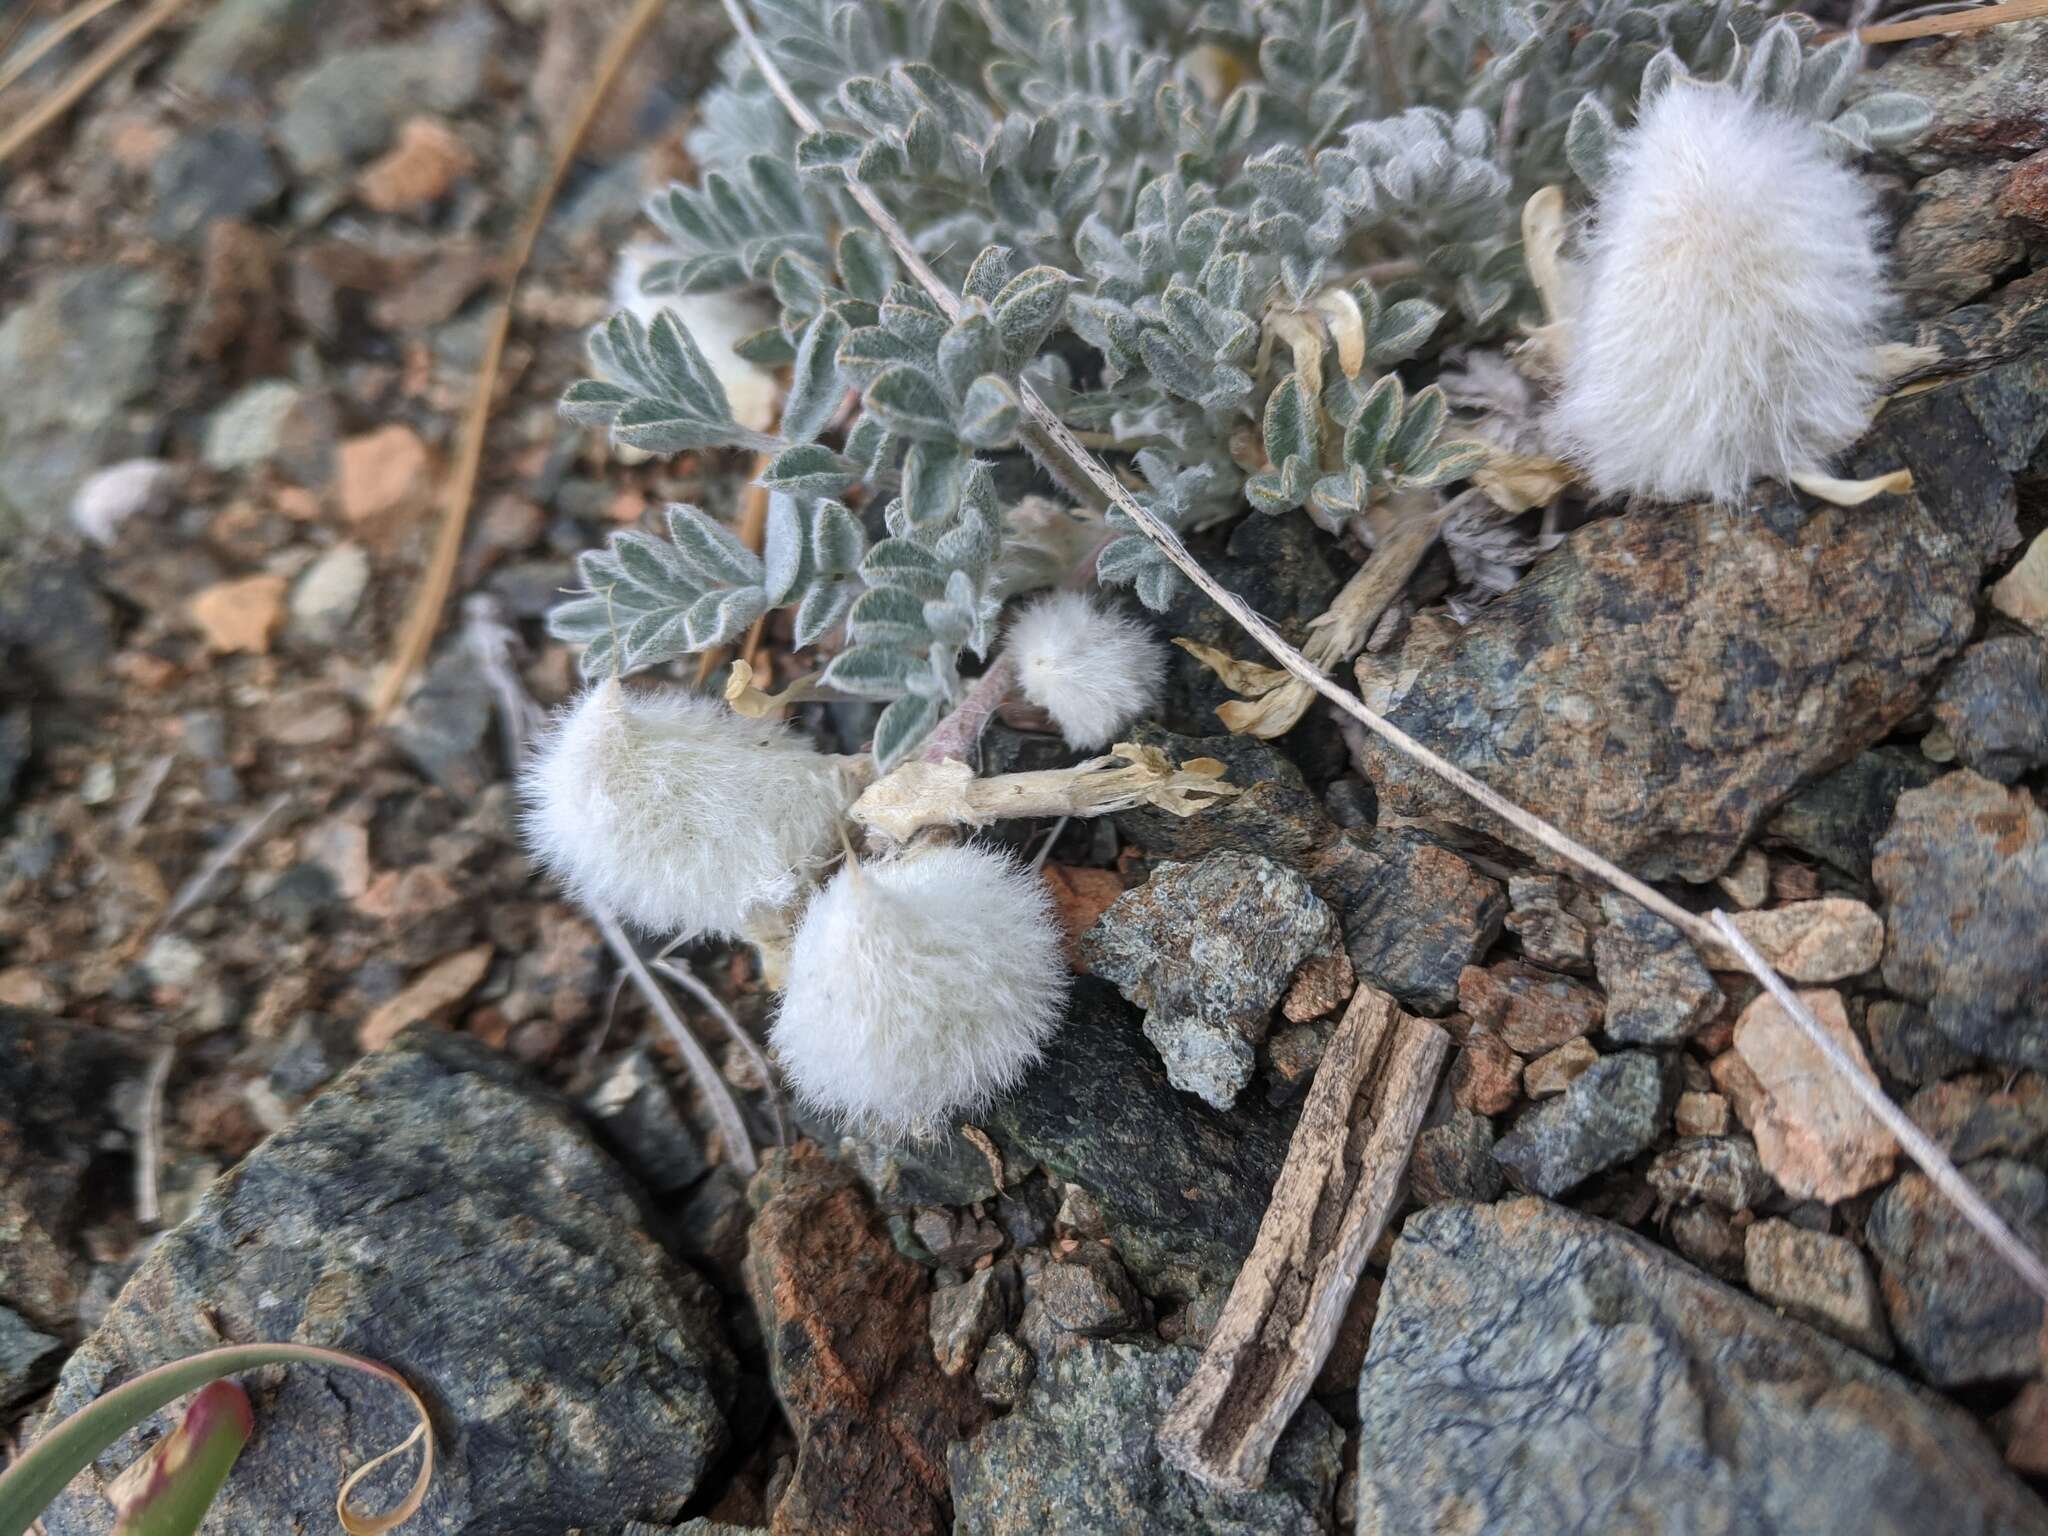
[2,3,2048,1534]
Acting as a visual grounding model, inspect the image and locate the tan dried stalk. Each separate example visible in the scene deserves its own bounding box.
[851,743,1236,843]
[717,0,2048,1308]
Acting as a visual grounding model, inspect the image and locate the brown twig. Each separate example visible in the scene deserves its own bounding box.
[0,0,187,167]
[720,0,2048,1308]
[0,0,128,98]
[135,1041,173,1227]
[370,0,669,720]
[1855,0,2048,41]
[156,791,290,931]
[1159,987,1446,1490]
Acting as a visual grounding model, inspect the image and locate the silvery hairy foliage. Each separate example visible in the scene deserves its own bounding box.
[551,0,1921,767]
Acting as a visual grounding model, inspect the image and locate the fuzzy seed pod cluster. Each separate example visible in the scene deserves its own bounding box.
[1010,591,1169,751]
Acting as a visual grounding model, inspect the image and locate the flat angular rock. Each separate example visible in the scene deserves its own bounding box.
[1873,771,2048,1072]
[1646,1136,1774,1214]
[1493,1051,1673,1198]
[1733,989,1897,1204]
[1766,746,1940,880]
[1865,20,2048,173]
[1037,1248,1143,1338]
[37,1032,735,1536]
[1593,894,1721,1044]
[1744,1218,1892,1359]
[1701,899,1885,985]
[1906,1071,2048,1163]
[1351,379,2013,882]
[1113,726,1333,866]
[0,1304,62,1410]
[1865,998,1978,1087]
[1305,829,1504,1014]
[745,1144,985,1536]
[1409,1102,1503,1206]
[930,1265,1017,1378]
[1932,633,2048,784]
[1868,1158,2048,1388]
[1357,1199,2048,1535]
[1458,959,1603,1056]
[949,1337,1342,1535]
[1081,852,1342,1109]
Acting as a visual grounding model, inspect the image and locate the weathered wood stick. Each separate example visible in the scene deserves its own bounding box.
[1157,985,1449,1492]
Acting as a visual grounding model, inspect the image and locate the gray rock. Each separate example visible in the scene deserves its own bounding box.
[201,379,302,471]
[1306,829,1504,1014]
[1873,771,2048,1072]
[1493,1051,1673,1197]
[1037,1249,1143,1338]
[985,979,1296,1297]
[1669,1203,1746,1282]
[1744,1218,1893,1359]
[1408,1101,1502,1206]
[1867,1158,2048,1388]
[170,0,325,95]
[276,5,497,174]
[931,1265,1016,1376]
[1646,1136,1774,1214]
[910,1207,1004,1269]
[949,1337,1343,1535]
[1767,746,1941,881]
[0,706,28,820]
[36,1032,735,1535]
[1932,633,2048,784]
[836,1128,1001,1210]
[1594,893,1722,1044]
[0,561,116,699]
[151,124,281,244]
[973,1331,1034,1408]
[386,636,496,798]
[1113,725,1334,867]
[288,541,370,644]
[1906,1070,2048,1163]
[1891,164,2028,318]
[584,1050,707,1196]
[1358,1199,2048,1536]
[0,267,170,536]
[1081,852,1342,1108]
[0,1304,63,1410]
[1866,998,1979,1086]
[1863,18,2048,174]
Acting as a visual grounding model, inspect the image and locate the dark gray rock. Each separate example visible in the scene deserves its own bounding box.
[1357,1199,2048,1536]
[1873,771,2048,1072]
[949,1337,1343,1535]
[1767,747,1941,881]
[1305,829,1504,1015]
[0,1304,63,1410]
[1863,19,2048,174]
[1080,852,1342,1108]
[1868,1158,2048,1388]
[1113,724,1334,868]
[930,1265,1017,1377]
[36,1032,735,1535]
[151,124,282,244]
[0,267,170,537]
[1408,1102,1503,1206]
[584,1050,707,1196]
[973,1332,1034,1408]
[836,1128,1001,1210]
[1594,893,1721,1044]
[0,561,116,698]
[984,979,1297,1297]
[911,1207,1004,1269]
[170,0,326,95]
[1354,376,2016,884]
[1865,998,1978,1087]
[1646,1136,1775,1214]
[275,4,497,174]
[1037,1248,1143,1338]
[0,706,28,819]
[1906,1070,2048,1163]
[1932,633,2048,784]
[1493,1051,1673,1198]
[1891,164,2027,318]
[386,636,496,798]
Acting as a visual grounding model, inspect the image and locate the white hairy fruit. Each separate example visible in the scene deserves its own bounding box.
[1010,590,1168,750]
[773,843,1068,1139]
[1548,84,1890,504]
[613,242,779,434]
[522,678,854,938]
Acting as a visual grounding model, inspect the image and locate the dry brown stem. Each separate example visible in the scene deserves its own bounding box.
[0,0,185,166]
[852,743,1235,843]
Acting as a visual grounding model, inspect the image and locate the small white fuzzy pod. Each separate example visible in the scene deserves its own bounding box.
[1009,590,1168,751]
[1547,83,1890,505]
[612,242,779,435]
[522,678,855,938]
[773,843,1068,1139]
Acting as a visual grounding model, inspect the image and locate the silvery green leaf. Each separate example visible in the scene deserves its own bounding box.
[1743,19,1801,107]
[623,608,692,667]
[856,137,906,181]
[734,326,798,366]
[901,441,968,526]
[844,414,893,479]
[993,266,1072,363]
[781,309,847,444]
[794,578,856,648]
[611,396,735,456]
[761,491,807,606]
[811,500,866,574]
[1449,0,1536,51]
[963,246,1015,303]
[880,296,949,349]
[1369,297,1444,362]
[865,364,955,441]
[922,599,971,646]
[872,692,940,769]
[937,311,1003,403]
[1262,373,1319,471]
[1387,384,1450,469]
[1346,373,1404,475]
[1311,466,1370,519]
[682,585,768,650]
[560,380,632,428]
[666,503,766,589]
[614,527,700,596]
[838,325,925,388]
[761,443,860,501]
[837,229,894,303]
[824,642,920,698]
[1396,437,1489,489]
[1456,274,1515,328]
[1795,36,1861,120]
[1565,95,1616,185]
[771,251,830,322]
[849,584,932,643]
[545,596,615,644]
[1640,46,1687,102]
[1851,92,1931,148]
[795,132,862,180]
[958,375,1020,447]
[1095,533,1182,611]
[861,538,949,597]
[648,308,737,422]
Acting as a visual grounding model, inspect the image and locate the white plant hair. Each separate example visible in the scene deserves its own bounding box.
[613,241,779,435]
[772,842,1068,1139]
[1009,590,1168,750]
[522,677,854,938]
[1547,82,1890,505]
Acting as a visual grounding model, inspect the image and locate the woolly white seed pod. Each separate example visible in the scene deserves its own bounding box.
[612,242,779,435]
[1547,84,1890,504]
[773,843,1068,1139]
[1009,591,1168,751]
[522,678,854,938]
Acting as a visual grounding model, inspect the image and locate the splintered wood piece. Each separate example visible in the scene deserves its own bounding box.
[1157,985,1448,1492]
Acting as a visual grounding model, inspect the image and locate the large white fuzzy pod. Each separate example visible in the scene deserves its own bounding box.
[1548,84,1890,504]
[612,242,779,434]
[522,679,853,937]
[773,843,1068,1139]
[1010,590,1168,751]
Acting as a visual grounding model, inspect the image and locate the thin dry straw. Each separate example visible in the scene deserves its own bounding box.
[0,0,189,167]
[717,0,2048,1306]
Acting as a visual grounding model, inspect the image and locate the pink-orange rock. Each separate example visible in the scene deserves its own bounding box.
[188,573,287,654]
[1733,988,1898,1203]
[356,117,473,211]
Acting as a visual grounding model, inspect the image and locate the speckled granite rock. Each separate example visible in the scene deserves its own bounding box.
[1357,1199,2048,1535]
[1931,633,2048,784]
[36,1031,735,1536]
[1493,1051,1674,1197]
[949,1337,1342,1534]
